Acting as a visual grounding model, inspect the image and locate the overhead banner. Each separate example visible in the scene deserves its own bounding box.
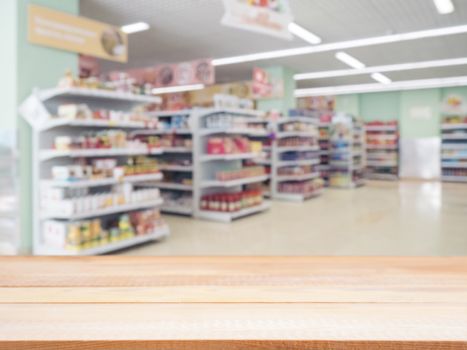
[110,59,215,87]
[28,4,128,62]
[221,0,293,40]
[252,67,284,99]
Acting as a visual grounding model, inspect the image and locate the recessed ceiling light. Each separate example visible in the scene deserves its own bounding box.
[294,57,467,80]
[371,72,392,84]
[335,52,365,69]
[433,0,454,14]
[211,24,467,66]
[294,76,467,97]
[121,22,150,34]
[288,22,321,45]
[151,84,205,95]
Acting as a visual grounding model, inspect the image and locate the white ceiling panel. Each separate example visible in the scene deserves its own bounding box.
[80,0,467,86]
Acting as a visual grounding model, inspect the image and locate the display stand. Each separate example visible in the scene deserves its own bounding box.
[317,122,331,186]
[132,110,195,215]
[441,117,467,183]
[270,117,323,201]
[191,108,271,222]
[20,87,169,255]
[365,121,399,181]
[329,114,366,188]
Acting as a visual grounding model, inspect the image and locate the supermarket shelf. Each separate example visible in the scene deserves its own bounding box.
[366,144,398,150]
[441,162,467,168]
[162,147,193,153]
[201,153,263,162]
[161,206,193,215]
[366,134,398,140]
[252,159,271,165]
[41,198,164,220]
[133,129,192,136]
[441,175,467,183]
[201,175,269,188]
[150,109,192,117]
[365,125,398,131]
[442,144,467,150]
[203,107,266,118]
[277,145,320,152]
[38,87,162,104]
[441,155,467,160]
[441,124,467,130]
[366,173,399,181]
[277,131,315,138]
[197,201,270,223]
[39,148,160,161]
[276,172,320,182]
[274,189,323,202]
[41,173,163,188]
[200,128,268,137]
[367,160,398,167]
[35,226,169,256]
[154,182,193,191]
[277,158,321,167]
[160,165,193,172]
[441,134,467,140]
[318,123,331,128]
[277,117,317,124]
[40,118,146,131]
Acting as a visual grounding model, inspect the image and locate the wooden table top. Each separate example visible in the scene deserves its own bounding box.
[0,256,466,349]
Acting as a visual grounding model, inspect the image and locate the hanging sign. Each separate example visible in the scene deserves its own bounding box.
[441,94,467,115]
[109,59,215,88]
[221,0,294,40]
[28,4,128,62]
[252,67,284,99]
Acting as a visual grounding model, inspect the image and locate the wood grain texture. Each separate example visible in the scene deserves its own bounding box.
[0,257,466,349]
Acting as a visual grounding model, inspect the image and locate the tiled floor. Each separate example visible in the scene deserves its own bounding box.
[122,180,467,256]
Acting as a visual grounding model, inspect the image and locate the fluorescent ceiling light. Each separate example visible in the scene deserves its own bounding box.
[288,22,321,45]
[294,57,467,80]
[295,76,467,97]
[371,72,392,84]
[151,84,205,95]
[433,0,454,14]
[212,24,467,66]
[335,52,365,69]
[121,22,150,34]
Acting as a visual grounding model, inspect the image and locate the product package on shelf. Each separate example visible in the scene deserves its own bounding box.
[329,114,366,189]
[441,113,467,183]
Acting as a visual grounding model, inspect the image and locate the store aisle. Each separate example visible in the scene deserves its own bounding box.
[122,181,467,256]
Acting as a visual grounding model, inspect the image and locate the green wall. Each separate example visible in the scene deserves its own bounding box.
[335,87,467,139]
[257,66,296,115]
[16,0,79,253]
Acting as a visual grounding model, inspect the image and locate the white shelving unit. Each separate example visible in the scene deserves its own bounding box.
[132,110,195,215]
[192,108,271,222]
[365,122,399,181]
[20,88,169,255]
[441,121,467,183]
[271,117,323,201]
[329,114,366,189]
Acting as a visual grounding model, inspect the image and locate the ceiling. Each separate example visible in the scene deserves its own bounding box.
[80,0,467,89]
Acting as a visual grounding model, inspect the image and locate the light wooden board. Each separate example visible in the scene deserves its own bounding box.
[0,257,466,349]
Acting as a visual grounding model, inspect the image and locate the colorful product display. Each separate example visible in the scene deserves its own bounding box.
[443,168,467,176]
[280,151,317,161]
[206,136,263,155]
[279,121,316,133]
[54,130,148,151]
[42,208,165,251]
[216,166,266,181]
[278,165,315,176]
[200,190,263,212]
[204,112,267,131]
[137,134,192,150]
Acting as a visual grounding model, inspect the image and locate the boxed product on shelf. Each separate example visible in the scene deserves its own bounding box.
[137,134,192,149]
[280,151,318,161]
[53,130,148,151]
[279,121,316,132]
[206,136,262,155]
[215,166,266,181]
[41,184,160,216]
[200,189,263,213]
[42,208,165,251]
[278,137,316,147]
[278,178,324,194]
[277,165,315,176]
[160,172,192,186]
[204,112,266,131]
